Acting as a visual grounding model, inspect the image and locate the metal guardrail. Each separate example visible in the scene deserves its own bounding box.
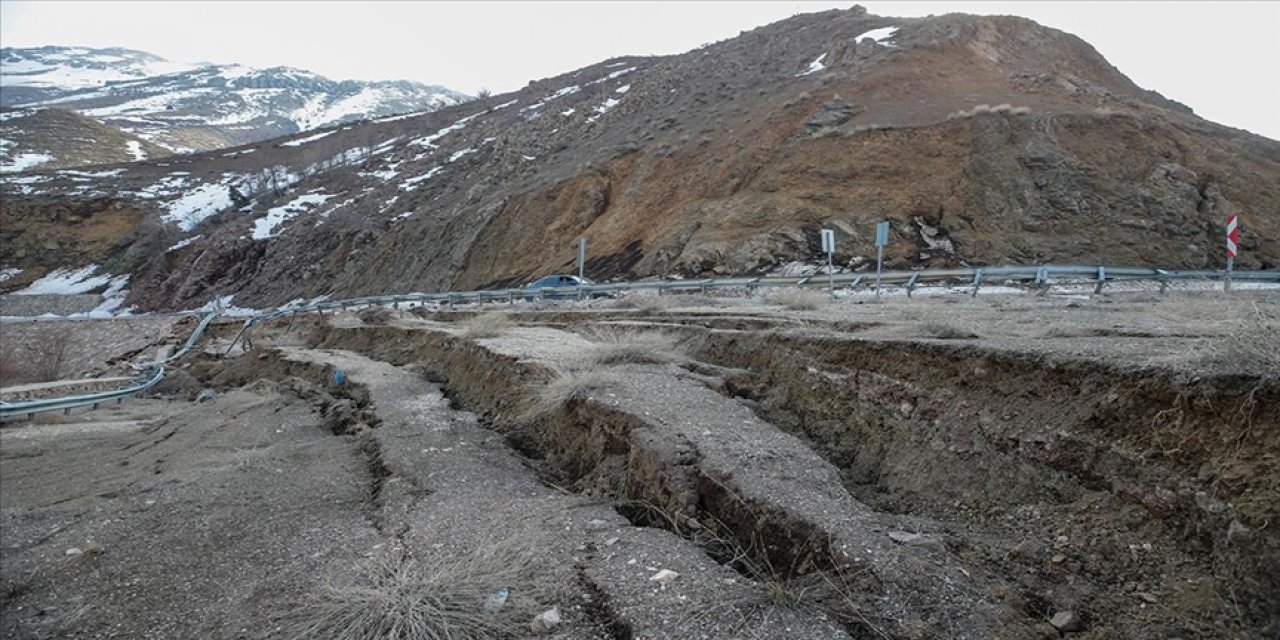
[0,312,218,421]
[245,264,1279,324]
[3,263,1276,421]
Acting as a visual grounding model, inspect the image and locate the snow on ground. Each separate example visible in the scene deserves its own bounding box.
[125,140,147,161]
[0,152,53,173]
[799,53,827,76]
[166,235,202,252]
[855,26,898,44]
[280,130,336,147]
[59,168,126,178]
[0,268,21,283]
[374,110,426,124]
[163,182,233,231]
[252,192,336,240]
[447,147,476,162]
[607,67,637,79]
[400,166,444,191]
[80,88,220,117]
[561,108,575,116]
[0,109,36,122]
[409,112,482,148]
[15,265,116,295]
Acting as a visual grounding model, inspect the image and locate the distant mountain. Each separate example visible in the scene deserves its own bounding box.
[0,46,470,156]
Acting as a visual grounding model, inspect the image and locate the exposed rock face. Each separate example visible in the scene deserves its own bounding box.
[1,8,1277,310]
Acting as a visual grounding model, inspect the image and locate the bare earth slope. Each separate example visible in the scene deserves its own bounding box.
[1,7,1276,310]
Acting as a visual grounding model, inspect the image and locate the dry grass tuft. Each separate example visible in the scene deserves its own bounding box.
[523,362,621,419]
[773,289,828,311]
[459,312,513,340]
[580,327,689,367]
[283,543,550,640]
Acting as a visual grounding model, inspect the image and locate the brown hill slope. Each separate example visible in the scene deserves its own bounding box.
[0,108,171,171]
[1,7,1276,310]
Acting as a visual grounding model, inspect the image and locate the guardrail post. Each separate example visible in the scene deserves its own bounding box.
[1094,266,1107,294]
[906,272,920,298]
[1159,277,1168,295]
[971,269,983,297]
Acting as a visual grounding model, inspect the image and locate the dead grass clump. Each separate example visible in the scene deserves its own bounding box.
[916,322,979,340]
[283,543,550,640]
[459,312,513,340]
[357,306,395,325]
[524,363,621,419]
[580,327,689,367]
[773,289,827,311]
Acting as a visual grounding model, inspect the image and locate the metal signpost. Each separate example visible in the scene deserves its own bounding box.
[874,220,890,296]
[821,228,836,298]
[1225,215,1238,291]
[577,237,586,280]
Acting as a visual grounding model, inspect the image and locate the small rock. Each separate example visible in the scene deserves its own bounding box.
[649,569,679,584]
[81,542,104,557]
[65,548,82,556]
[603,537,620,547]
[584,518,610,532]
[1049,610,1081,632]
[530,606,561,633]
[195,388,216,403]
[1135,592,1158,604]
[1051,553,1067,564]
[887,531,923,544]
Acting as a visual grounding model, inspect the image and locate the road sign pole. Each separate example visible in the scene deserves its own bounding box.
[875,245,884,296]
[577,238,586,280]
[820,228,836,299]
[873,221,889,297]
[1225,215,1238,292]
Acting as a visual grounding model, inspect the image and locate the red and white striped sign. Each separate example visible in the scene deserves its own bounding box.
[1226,215,1239,258]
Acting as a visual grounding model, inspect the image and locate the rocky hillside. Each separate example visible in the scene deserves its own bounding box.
[0,107,171,171]
[1,7,1276,311]
[0,46,469,155]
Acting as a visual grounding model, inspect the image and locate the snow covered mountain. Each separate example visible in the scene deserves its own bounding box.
[0,46,470,156]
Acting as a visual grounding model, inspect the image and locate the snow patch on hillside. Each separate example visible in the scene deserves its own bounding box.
[166,235,202,252]
[280,130,335,147]
[252,192,336,239]
[855,26,898,44]
[799,54,827,76]
[125,140,147,161]
[15,265,121,295]
[0,152,53,173]
[163,182,233,231]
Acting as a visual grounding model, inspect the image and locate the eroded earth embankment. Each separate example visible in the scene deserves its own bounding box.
[301,312,1278,639]
[4,304,1276,639]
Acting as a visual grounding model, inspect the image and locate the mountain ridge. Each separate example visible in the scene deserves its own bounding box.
[0,45,469,164]
[1,7,1276,311]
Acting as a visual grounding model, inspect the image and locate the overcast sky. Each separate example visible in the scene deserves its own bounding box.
[2,1,1277,139]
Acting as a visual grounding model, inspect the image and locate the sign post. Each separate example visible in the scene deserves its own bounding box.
[874,221,890,296]
[1225,215,1238,291]
[821,228,836,298]
[577,237,586,280]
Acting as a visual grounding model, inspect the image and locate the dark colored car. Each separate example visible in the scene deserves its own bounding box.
[523,275,607,301]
